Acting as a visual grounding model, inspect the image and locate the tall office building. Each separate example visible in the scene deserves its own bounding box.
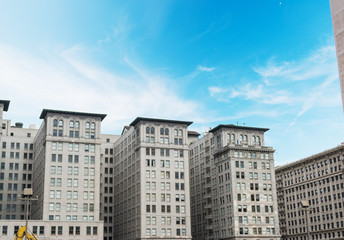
[276,143,344,240]
[0,101,104,239]
[330,0,344,111]
[112,117,192,240]
[189,124,280,240]
[0,100,37,221]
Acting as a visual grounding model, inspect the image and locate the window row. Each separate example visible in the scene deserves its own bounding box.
[146,159,184,169]
[145,127,183,137]
[0,162,27,171]
[146,228,186,237]
[1,142,34,150]
[1,151,33,159]
[237,193,273,202]
[51,142,96,152]
[53,119,95,130]
[238,216,275,224]
[146,204,186,213]
[239,227,275,235]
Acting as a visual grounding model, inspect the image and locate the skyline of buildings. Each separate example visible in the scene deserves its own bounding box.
[1,98,344,240]
[0,100,196,240]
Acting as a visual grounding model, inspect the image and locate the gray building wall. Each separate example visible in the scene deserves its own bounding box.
[190,125,280,240]
[113,118,192,240]
[330,0,344,111]
[276,143,344,240]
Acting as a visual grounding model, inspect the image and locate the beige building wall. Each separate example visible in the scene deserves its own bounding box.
[330,0,344,111]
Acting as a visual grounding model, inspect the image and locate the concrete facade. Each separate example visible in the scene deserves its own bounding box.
[0,99,282,240]
[112,118,192,240]
[0,102,105,239]
[276,143,344,240]
[189,124,280,240]
[330,0,344,111]
[0,220,103,239]
[0,101,194,240]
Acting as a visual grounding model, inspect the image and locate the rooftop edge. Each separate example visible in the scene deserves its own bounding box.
[0,100,10,112]
[209,124,269,133]
[130,117,193,127]
[40,109,107,121]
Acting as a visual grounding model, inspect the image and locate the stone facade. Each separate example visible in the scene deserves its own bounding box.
[276,143,344,240]
[330,0,344,111]
[189,124,280,240]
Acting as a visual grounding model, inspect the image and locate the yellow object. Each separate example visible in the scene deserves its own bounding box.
[14,226,38,240]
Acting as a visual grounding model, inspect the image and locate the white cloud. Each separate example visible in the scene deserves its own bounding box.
[209,45,341,126]
[253,45,338,82]
[209,86,225,97]
[0,43,202,133]
[209,83,292,105]
[198,65,215,72]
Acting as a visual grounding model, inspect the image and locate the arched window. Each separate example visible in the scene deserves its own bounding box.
[252,136,256,144]
[240,134,243,142]
[165,128,169,135]
[231,134,235,142]
[90,122,95,130]
[244,135,248,142]
[160,128,164,135]
[53,119,58,127]
[178,130,182,137]
[86,122,90,130]
[146,127,150,134]
[151,127,155,134]
[174,129,178,136]
[257,136,260,145]
[75,121,80,129]
[58,120,63,127]
[69,121,74,128]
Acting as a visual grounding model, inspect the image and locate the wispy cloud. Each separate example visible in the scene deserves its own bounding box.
[209,45,341,126]
[209,83,292,105]
[0,43,202,132]
[253,45,338,83]
[198,65,215,72]
[97,12,133,45]
[190,25,213,41]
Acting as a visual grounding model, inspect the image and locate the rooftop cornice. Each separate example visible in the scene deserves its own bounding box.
[39,109,107,121]
[209,124,269,133]
[0,100,10,112]
[130,117,192,127]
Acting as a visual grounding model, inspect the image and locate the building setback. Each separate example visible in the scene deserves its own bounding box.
[189,124,280,240]
[276,143,344,240]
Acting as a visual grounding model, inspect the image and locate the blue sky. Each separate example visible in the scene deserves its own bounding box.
[0,0,343,165]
